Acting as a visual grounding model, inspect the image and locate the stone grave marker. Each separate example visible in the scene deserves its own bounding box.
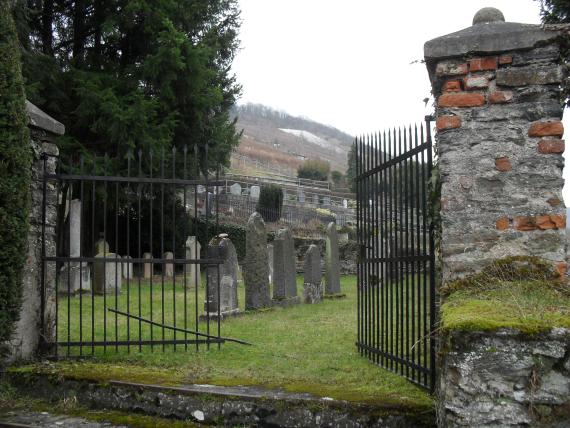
[325,222,343,297]
[230,183,242,196]
[250,185,261,200]
[267,244,274,284]
[185,236,201,288]
[93,239,121,294]
[122,255,133,279]
[244,212,271,310]
[203,234,240,319]
[164,251,174,277]
[143,252,153,279]
[303,244,323,304]
[272,228,299,305]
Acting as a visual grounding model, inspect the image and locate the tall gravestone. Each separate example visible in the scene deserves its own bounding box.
[93,239,121,294]
[267,244,274,284]
[143,252,153,279]
[244,212,271,310]
[272,228,299,305]
[59,199,91,293]
[202,234,240,319]
[185,236,201,288]
[303,244,323,304]
[164,251,174,277]
[324,222,342,296]
[122,255,133,279]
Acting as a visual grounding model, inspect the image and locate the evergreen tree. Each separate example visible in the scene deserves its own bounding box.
[19,0,242,172]
[538,0,570,22]
[0,0,31,347]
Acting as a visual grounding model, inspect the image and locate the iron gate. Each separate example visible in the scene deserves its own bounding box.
[355,117,437,390]
[40,145,247,357]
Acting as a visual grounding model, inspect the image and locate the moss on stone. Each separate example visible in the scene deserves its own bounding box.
[441,256,570,333]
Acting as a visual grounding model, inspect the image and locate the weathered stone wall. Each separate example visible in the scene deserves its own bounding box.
[439,328,570,427]
[6,102,61,361]
[425,10,567,282]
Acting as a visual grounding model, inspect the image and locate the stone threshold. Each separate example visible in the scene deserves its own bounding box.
[7,372,435,427]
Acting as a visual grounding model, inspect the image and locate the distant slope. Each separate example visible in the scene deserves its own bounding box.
[232,103,354,174]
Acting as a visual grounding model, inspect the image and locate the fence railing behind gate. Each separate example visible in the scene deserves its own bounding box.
[355,117,437,391]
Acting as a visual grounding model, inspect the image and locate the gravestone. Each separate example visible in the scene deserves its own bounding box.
[244,212,271,310]
[343,199,348,209]
[250,185,261,200]
[267,244,274,284]
[312,194,319,205]
[164,251,174,277]
[230,183,242,196]
[325,222,342,296]
[272,228,299,305]
[203,234,240,319]
[323,196,331,206]
[298,191,305,203]
[185,236,201,288]
[303,244,323,304]
[143,252,153,279]
[93,239,121,294]
[59,199,91,293]
[122,255,133,279]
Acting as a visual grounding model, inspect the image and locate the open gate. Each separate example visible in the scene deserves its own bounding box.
[355,117,437,390]
[39,145,247,357]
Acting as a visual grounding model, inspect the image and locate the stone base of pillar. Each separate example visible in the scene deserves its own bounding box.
[271,295,301,307]
[199,309,241,321]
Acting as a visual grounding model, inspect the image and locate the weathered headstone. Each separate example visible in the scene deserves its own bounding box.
[244,212,271,310]
[343,199,348,209]
[185,236,201,288]
[164,251,174,277]
[93,239,121,294]
[59,199,91,293]
[298,191,305,203]
[122,255,133,279]
[249,185,261,200]
[267,244,274,284]
[325,222,342,296]
[202,234,240,319]
[272,228,299,305]
[323,196,331,206]
[312,193,319,205]
[230,183,242,196]
[143,252,153,279]
[303,244,323,304]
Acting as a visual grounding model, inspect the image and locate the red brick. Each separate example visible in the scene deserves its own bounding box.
[498,55,513,65]
[528,121,564,138]
[443,80,462,92]
[538,139,565,154]
[551,214,566,229]
[536,215,557,230]
[469,56,498,71]
[547,197,561,207]
[514,216,537,231]
[496,217,510,231]
[489,91,513,104]
[436,116,462,131]
[464,76,489,90]
[438,92,485,108]
[495,157,512,172]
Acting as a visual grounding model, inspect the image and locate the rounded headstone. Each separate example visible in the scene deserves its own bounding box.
[472,7,505,25]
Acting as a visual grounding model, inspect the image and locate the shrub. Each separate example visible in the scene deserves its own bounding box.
[257,184,283,223]
[0,3,31,346]
[297,159,330,182]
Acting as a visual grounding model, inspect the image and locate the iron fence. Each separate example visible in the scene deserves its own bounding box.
[355,117,437,391]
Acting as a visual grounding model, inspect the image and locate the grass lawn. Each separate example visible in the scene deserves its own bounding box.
[30,274,433,410]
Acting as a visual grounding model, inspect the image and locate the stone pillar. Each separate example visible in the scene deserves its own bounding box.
[425,8,570,427]
[244,212,271,310]
[324,222,342,296]
[93,239,121,295]
[203,234,240,319]
[7,102,62,361]
[185,236,201,288]
[425,8,567,282]
[303,244,323,304]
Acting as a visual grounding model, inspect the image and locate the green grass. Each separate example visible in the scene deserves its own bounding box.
[442,280,570,334]
[30,275,433,410]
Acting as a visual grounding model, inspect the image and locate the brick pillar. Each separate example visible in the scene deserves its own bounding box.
[424,8,567,281]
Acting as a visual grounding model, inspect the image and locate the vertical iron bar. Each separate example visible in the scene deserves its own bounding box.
[205,143,210,351]
[126,152,131,353]
[356,137,361,355]
[420,123,428,386]
[172,147,177,351]
[161,148,165,351]
[138,149,143,353]
[404,126,411,379]
[183,146,188,350]
[114,180,119,353]
[216,165,221,350]
[102,154,107,355]
[149,151,154,351]
[194,144,199,351]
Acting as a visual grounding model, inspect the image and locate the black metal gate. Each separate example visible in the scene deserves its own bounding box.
[355,117,437,390]
[40,145,247,357]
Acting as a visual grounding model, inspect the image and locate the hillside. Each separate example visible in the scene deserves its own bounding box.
[231,103,354,176]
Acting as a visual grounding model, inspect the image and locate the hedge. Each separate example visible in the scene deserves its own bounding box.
[0,3,31,346]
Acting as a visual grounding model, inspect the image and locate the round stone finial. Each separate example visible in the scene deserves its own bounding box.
[472,7,505,25]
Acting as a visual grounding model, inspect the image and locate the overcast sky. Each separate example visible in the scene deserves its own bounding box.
[232,0,570,202]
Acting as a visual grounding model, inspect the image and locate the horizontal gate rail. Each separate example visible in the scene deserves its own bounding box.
[355,117,437,391]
